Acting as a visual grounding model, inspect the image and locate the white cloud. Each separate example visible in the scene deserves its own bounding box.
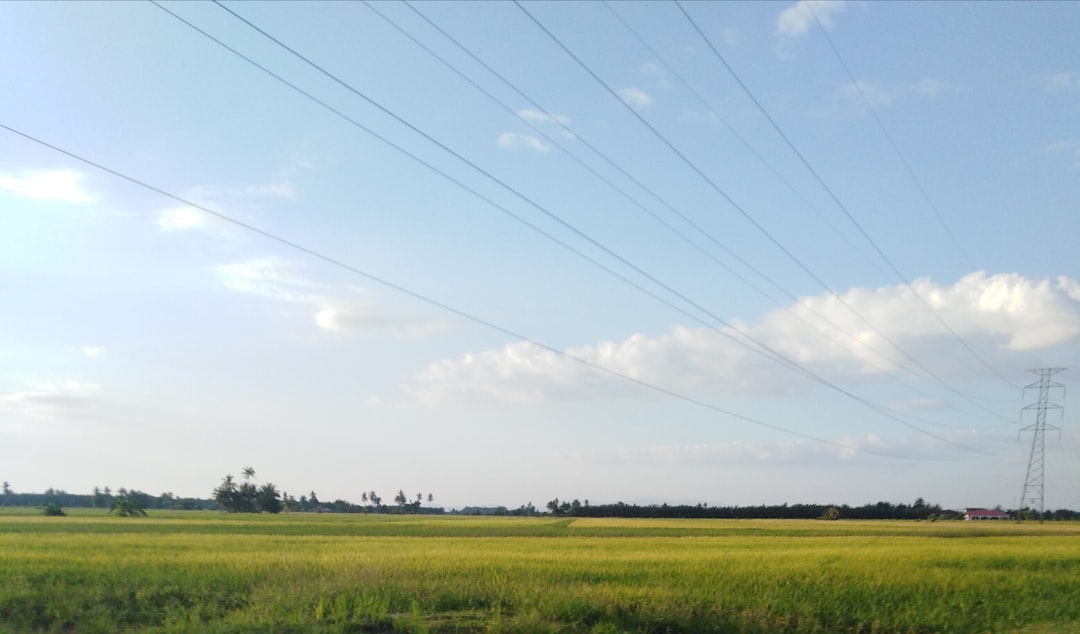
[0,380,102,423]
[777,0,846,37]
[517,108,570,127]
[217,257,449,337]
[156,206,208,231]
[776,1,847,58]
[496,132,550,153]
[407,272,1080,405]
[157,179,297,234]
[80,345,106,357]
[508,109,575,144]
[617,87,653,109]
[0,169,96,203]
[409,341,600,406]
[1060,276,1080,302]
[217,257,314,302]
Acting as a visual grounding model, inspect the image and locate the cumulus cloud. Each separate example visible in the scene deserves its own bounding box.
[776,0,847,57]
[407,272,1080,405]
[0,169,96,203]
[217,257,449,337]
[496,132,550,153]
[617,87,654,109]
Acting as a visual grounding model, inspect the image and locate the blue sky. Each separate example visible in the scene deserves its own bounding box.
[2,1,1078,511]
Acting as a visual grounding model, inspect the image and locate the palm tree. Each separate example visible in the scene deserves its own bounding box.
[242,466,256,481]
[214,474,238,512]
[257,483,282,514]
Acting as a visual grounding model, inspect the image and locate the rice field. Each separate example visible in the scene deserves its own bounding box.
[1,509,1078,632]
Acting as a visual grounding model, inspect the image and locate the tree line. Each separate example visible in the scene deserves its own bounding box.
[211,468,440,515]
[6,479,1079,520]
[1,481,214,511]
[543,497,1080,521]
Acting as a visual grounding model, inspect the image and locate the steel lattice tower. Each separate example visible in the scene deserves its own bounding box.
[1018,368,1065,522]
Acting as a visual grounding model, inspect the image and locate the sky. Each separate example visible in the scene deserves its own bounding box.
[2,1,1078,511]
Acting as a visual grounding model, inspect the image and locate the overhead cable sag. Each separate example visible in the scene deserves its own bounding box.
[674,0,1019,391]
[0,119,969,462]
[513,1,1017,426]
[201,0,1010,454]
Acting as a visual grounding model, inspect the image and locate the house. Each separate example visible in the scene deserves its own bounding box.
[963,507,1010,521]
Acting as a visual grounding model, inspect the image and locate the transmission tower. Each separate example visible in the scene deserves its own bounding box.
[1018,368,1065,522]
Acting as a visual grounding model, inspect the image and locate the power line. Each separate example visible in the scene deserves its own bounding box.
[381,1,959,418]
[598,0,1016,425]
[203,1,1004,454]
[146,1,735,340]
[512,1,1017,429]
[674,0,1020,392]
[0,119,960,462]
[600,0,895,285]
[805,2,977,272]
[363,1,785,309]
[399,0,807,311]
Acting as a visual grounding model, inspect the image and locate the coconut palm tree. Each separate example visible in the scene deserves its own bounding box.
[257,482,282,514]
[214,474,239,512]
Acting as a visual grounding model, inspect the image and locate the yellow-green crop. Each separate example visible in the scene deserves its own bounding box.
[1,510,1078,632]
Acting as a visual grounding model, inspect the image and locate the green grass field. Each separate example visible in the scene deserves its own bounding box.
[2,509,1078,633]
